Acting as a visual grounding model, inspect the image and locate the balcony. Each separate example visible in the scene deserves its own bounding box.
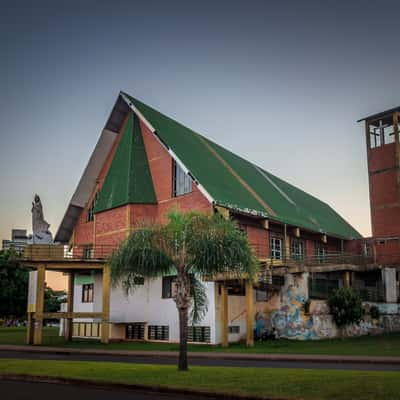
[251,244,372,268]
[17,244,117,263]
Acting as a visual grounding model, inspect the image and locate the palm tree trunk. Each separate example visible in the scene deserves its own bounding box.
[178,306,189,371]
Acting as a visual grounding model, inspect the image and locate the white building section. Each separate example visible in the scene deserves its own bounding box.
[68,274,249,344]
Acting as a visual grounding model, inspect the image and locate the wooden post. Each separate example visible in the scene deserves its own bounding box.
[101,265,111,344]
[33,265,45,345]
[245,280,254,347]
[284,224,290,262]
[26,312,34,345]
[344,271,351,288]
[220,284,229,347]
[64,272,74,341]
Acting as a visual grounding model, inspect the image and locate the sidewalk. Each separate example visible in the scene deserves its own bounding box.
[1,344,400,364]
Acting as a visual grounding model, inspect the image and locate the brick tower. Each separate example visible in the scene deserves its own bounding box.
[359,108,400,238]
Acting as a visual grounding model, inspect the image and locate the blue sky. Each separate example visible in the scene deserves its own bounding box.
[1,0,400,242]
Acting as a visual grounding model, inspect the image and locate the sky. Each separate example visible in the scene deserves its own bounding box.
[1,0,400,264]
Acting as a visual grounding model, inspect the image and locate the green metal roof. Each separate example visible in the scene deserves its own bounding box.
[94,112,157,213]
[121,92,361,239]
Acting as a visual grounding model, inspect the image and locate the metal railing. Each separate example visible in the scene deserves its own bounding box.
[17,244,118,262]
[17,243,373,266]
[251,243,372,267]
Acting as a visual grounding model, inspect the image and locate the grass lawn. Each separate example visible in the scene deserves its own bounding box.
[2,326,400,357]
[0,358,399,400]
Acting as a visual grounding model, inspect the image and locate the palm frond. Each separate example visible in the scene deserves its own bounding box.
[189,275,208,324]
[109,226,174,294]
[186,213,258,279]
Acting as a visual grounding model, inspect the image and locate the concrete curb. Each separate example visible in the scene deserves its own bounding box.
[1,344,400,364]
[0,374,286,400]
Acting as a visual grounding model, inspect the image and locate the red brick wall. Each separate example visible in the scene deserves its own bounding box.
[368,143,396,173]
[74,212,94,245]
[129,204,158,227]
[371,206,400,237]
[370,170,398,206]
[367,142,400,238]
[371,238,400,264]
[95,206,128,236]
[246,225,269,259]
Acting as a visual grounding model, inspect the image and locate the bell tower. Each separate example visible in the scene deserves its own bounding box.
[359,108,400,237]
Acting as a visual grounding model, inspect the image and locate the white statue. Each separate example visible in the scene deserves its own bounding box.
[31,194,53,244]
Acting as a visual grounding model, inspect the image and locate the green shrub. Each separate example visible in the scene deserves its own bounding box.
[328,287,364,327]
[369,305,380,320]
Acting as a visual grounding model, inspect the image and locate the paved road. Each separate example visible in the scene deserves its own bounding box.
[0,380,211,400]
[1,350,400,371]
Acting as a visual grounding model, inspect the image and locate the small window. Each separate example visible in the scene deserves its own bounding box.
[162,276,177,298]
[172,160,192,197]
[369,119,395,149]
[364,243,371,257]
[228,326,240,334]
[148,325,169,341]
[82,283,94,303]
[270,237,282,260]
[291,239,304,260]
[188,326,211,343]
[83,245,94,259]
[134,276,145,285]
[126,323,145,340]
[86,192,98,222]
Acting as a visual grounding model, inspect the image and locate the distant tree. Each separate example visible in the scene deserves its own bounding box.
[44,286,66,313]
[328,287,364,328]
[0,250,29,318]
[110,210,257,371]
[0,250,66,319]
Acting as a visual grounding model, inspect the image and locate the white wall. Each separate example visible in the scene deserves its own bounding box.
[73,274,218,343]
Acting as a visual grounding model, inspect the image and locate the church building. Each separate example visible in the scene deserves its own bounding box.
[23,92,400,345]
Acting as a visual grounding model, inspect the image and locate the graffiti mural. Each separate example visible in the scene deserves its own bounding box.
[260,273,400,340]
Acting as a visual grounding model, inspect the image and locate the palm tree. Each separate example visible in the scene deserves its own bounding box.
[109,210,258,371]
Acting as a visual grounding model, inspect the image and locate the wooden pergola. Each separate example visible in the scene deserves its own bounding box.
[22,245,111,345]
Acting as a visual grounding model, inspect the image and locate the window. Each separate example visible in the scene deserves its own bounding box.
[82,283,94,303]
[126,323,145,340]
[364,243,371,257]
[270,237,282,260]
[133,276,145,285]
[369,119,395,149]
[86,192,98,222]
[291,239,304,260]
[188,326,211,343]
[83,245,94,259]
[73,322,100,338]
[316,246,327,264]
[148,325,169,341]
[228,326,240,334]
[172,160,192,197]
[162,276,177,298]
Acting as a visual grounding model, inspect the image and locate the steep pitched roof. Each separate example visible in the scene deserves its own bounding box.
[94,112,156,213]
[55,91,361,243]
[123,92,361,239]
